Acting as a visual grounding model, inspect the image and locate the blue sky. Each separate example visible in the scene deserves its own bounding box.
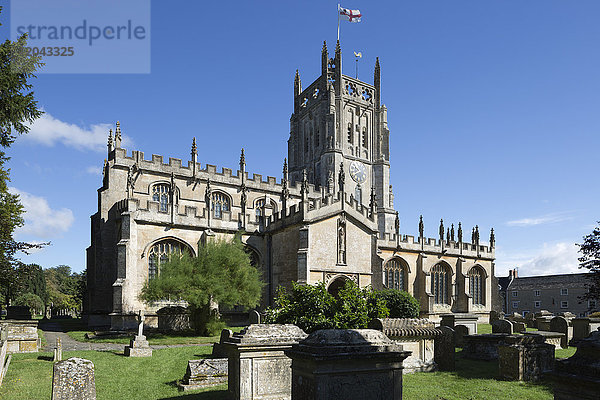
[1,0,598,277]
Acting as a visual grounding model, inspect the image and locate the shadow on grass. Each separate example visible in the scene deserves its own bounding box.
[36,355,53,361]
[158,390,228,400]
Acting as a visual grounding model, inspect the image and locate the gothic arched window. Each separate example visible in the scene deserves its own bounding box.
[212,192,230,219]
[431,263,451,305]
[152,183,170,212]
[255,198,265,222]
[384,258,406,291]
[468,266,485,306]
[147,239,190,279]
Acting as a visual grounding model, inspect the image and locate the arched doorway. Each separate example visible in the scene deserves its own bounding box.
[327,276,349,297]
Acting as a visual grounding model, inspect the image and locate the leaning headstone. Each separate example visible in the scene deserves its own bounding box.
[51,357,96,400]
[550,328,600,399]
[53,337,62,362]
[179,358,228,391]
[434,326,455,371]
[286,329,411,400]
[211,329,232,358]
[248,310,261,324]
[550,316,572,348]
[223,324,307,400]
[124,310,152,357]
[512,321,526,333]
[498,334,554,382]
[492,319,514,334]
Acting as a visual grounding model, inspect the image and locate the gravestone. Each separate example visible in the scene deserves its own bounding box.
[524,331,564,349]
[249,310,261,324]
[550,328,600,399]
[571,318,600,345]
[223,324,307,400]
[513,321,526,333]
[536,316,553,331]
[462,334,511,360]
[51,357,96,400]
[454,325,469,347]
[550,316,572,348]
[440,313,478,334]
[489,310,502,323]
[498,335,554,382]
[286,329,411,400]
[124,310,152,357]
[211,329,232,358]
[492,319,514,334]
[179,358,228,391]
[53,337,62,362]
[434,326,455,371]
[525,313,536,328]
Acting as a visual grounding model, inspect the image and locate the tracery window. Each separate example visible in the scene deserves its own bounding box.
[384,258,406,291]
[148,239,189,279]
[212,192,230,219]
[152,183,170,212]
[255,198,265,222]
[431,263,450,305]
[468,267,485,306]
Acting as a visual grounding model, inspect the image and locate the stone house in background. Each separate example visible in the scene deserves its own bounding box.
[85,42,496,330]
[499,269,598,317]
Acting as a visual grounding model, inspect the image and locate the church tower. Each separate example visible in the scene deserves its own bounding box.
[288,41,395,235]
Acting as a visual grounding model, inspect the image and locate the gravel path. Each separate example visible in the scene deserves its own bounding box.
[39,320,212,352]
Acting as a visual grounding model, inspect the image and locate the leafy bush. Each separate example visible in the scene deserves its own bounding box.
[14,292,44,315]
[264,280,388,333]
[589,311,600,318]
[374,288,420,318]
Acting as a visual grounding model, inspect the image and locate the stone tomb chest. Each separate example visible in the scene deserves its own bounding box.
[462,334,511,361]
[498,334,554,382]
[223,324,307,400]
[524,331,564,349]
[440,313,479,335]
[285,329,411,400]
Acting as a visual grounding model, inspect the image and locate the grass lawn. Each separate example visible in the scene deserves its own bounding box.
[67,326,245,346]
[0,346,227,400]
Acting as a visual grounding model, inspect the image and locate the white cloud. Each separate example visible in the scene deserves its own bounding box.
[8,187,74,239]
[21,112,132,152]
[506,212,572,227]
[496,242,581,277]
[85,166,103,176]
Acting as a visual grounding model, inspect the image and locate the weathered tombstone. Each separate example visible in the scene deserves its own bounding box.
[454,324,469,347]
[498,334,554,382]
[434,326,455,371]
[124,310,152,357]
[524,331,564,349]
[179,358,228,391]
[571,318,600,345]
[51,357,96,400]
[550,328,600,399]
[492,319,514,334]
[525,312,536,328]
[536,316,553,331]
[53,337,62,362]
[249,310,261,324]
[440,313,478,334]
[286,329,411,400]
[212,329,232,358]
[489,310,502,324]
[512,321,526,333]
[550,316,572,348]
[223,324,307,400]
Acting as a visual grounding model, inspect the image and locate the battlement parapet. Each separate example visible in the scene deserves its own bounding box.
[377,232,494,259]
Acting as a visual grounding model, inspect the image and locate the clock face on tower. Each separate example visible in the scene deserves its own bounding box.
[349,161,367,184]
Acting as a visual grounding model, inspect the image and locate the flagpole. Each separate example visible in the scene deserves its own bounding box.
[337,4,340,41]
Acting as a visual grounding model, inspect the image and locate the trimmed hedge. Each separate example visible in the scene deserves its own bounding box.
[374,289,420,318]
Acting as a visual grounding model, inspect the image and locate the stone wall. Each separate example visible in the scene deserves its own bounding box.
[0,320,39,353]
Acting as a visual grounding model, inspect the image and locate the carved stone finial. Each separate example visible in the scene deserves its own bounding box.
[446,227,450,245]
[107,129,114,152]
[322,40,328,53]
[191,137,197,156]
[419,215,424,238]
[301,169,309,197]
[335,39,341,54]
[395,211,400,235]
[458,222,463,243]
[490,228,495,248]
[205,178,212,203]
[475,225,480,245]
[115,121,122,147]
[283,158,288,178]
[338,162,345,192]
[451,223,455,242]
[240,148,246,170]
[439,219,444,242]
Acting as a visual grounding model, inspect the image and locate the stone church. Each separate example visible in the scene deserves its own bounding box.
[85,41,496,329]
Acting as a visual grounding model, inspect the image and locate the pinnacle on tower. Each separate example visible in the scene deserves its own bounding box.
[439,219,444,241]
[107,129,114,152]
[458,222,463,243]
[282,158,288,179]
[490,228,495,248]
[191,137,197,157]
[239,148,246,170]
[374,57,381,108]
[294,69,302,94]
[115,121,122,148]
[451,223,455,241]
[419,215,424,238]
[321,40,329,75]
[335,39,341,54]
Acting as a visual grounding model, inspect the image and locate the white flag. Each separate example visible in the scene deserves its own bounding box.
[339,6,362,23]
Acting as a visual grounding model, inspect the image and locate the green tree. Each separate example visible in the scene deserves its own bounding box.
[140,237,263,335]
[0,5,44,307]
[578,221,600,303]
[13,292,44,316]
[264,281,389,333]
